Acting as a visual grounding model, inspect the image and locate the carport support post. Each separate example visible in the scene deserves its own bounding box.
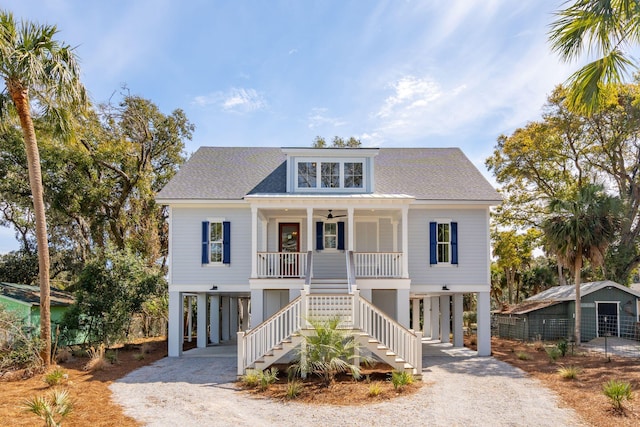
[412,299,420,331]
[221,296,230,341]
[210,294,220,344]
[452,293,464,347]
[477,291,491,356]
[250,289,264,329]
[422,297,431,338]
[230,297,239,334]
[430,297,440,340]
[168,291,183,357]
[440,295,451,344]
[196,293,208,348]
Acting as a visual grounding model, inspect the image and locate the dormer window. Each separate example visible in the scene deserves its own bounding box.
[298,162,317,188]
[295,158,366,191]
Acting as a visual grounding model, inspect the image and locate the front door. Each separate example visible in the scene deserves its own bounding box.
[279,223,300,276]
[597,302,619,337]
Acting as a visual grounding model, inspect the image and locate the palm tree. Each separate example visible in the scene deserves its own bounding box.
[0,11,86,365]
[542,184,621,344]
[549,0,640,114]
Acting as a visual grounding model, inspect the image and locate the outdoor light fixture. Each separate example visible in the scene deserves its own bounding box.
[210,284,218,290]
[442,285,449,291]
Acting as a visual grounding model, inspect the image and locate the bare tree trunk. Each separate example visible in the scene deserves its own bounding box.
[558,264,566,285]
[9,83,52,366]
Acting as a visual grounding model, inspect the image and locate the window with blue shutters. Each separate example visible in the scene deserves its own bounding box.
[430,220,458,265]
[316,221,345,250]
[202,219,230,265]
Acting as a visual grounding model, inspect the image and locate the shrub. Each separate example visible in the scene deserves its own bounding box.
[602,379,633,411]
[516,352,532,361]
[290,316,372,387]
[557,339,568,357]
[83,344,108,372]
[259,367,279,391]
[557,365,581,380]
[391,370,414,391]
[105,349,119,364]
[0,304,43,375]
[545,346,562,363]
[24,388,73,427]
[240,369,260,388]
[54,348,72,364]
[285,380,303,399]
[368,382,383,397]
[43,368,68,387]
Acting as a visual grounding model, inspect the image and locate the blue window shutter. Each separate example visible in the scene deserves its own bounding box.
[316,221,324,250]
[429,222,437,265]
[337,222,345,250]
[223,221,231,264]
[451,222,458,265]
[202,221,209,264]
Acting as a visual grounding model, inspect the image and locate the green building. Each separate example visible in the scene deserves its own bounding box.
[0,282,74,344]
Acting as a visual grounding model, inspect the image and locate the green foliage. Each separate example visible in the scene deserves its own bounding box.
[0,251,39,285]
[24,388,73,427]
[390,370,414,390]
[368,382,383,397]
[259,368,279,391]
[290,317,371,387]
[549,0,640,114]
[240,369,261,388]
[105,349,119,364]
[557,365,581,380]
[545,346,562,363]
[61,248,166,345]
[602,379,633,411]
[516,352,532,361]
[0,304,43,374]
[492,228,541,304]
[285,379,303,399]
[312,136,362,148]
[43,368,68,387]
[556,339,568,357]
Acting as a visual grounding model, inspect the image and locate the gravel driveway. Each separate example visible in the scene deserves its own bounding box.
[110,343,584,427]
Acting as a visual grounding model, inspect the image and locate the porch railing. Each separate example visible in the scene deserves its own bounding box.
[354,252,403,278]
[256,252,307,278]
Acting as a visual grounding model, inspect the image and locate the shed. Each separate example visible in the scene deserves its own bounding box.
[495,281,640,342]
[0,282,75,343]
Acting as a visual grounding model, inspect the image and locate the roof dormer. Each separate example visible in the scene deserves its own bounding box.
[282,148,379,194]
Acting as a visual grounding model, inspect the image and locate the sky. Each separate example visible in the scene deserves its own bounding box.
[0,0,581,253]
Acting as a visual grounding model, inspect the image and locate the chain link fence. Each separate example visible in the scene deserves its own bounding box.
[493,313,640,358]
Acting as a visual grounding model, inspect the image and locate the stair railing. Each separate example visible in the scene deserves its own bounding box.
[356,296,422,374]
[237,294,303,375]
[345,250,357,294]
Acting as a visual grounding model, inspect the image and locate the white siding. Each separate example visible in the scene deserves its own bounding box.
[379,218,394,252]
[170,207,251,286]
[408,208,490,287]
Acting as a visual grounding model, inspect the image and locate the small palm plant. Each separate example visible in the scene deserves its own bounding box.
[602,379,633,412]
[290,316,371,387]
[24,389,73,427]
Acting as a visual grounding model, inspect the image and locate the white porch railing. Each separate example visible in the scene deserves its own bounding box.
[238,290,422,375]
[357,296,422,373]
[354,252,402,278]
[256,252,308,278]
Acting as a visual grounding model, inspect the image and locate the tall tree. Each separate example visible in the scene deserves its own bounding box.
[313,136,362,148]
[492,229,540,304]
[542,184,621,344]
[0,11,86,365]
[549,0,640,114]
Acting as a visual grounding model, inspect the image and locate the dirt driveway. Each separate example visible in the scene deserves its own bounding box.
[110,342,585,427]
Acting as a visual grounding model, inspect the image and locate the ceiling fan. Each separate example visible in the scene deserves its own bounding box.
[325,209,347,219]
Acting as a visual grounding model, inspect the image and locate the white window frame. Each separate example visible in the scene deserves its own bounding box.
[207,218,225,266]
[437,222,451,264]
[294,157,366,192]
[324,221,338,250]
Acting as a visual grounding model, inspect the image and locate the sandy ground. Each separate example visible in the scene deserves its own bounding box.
[110,342,585,427]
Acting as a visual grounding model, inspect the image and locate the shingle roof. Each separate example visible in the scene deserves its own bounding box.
[156,146,501,202]
[0,282,75,307]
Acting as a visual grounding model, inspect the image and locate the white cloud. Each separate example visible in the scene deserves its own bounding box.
[377,76,443,118]
[307,108,347,129]
[193,88,267,113]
